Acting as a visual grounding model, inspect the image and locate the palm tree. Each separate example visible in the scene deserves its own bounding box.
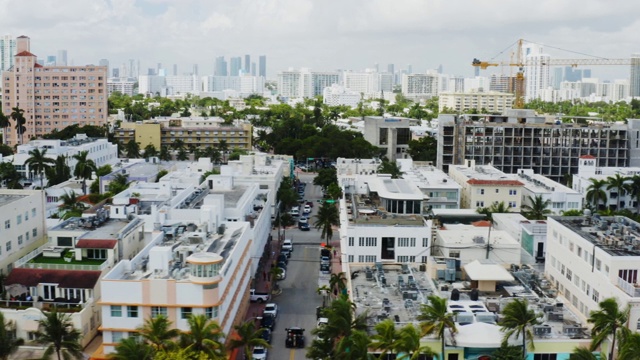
[499,298,541,359]
[521,195,552,220]
[627,174,640,214]
[178,314,226,359]
[176,148,189,161]
[10,107,26,145]
[228,320,270,360]
[34,310,83,360]
[588,297,629,360]
[125,140,140,158]
[417,295,457,360]
[477,201,510,220]
[0,312,24,360]
[143,144,158,158]
[607,174,630,210]
[586,179,609,210]
[395,323,436,360]
[371,319,399,360]
[136,315,180,351]
[108,173,130,194]
[617,327,640,360]
[172,139,185,151]
[334,330,374,360]
[317,285,331,307]
[314,201,339,242]
[269,266,283,291]
[329,272,348,298]
[45,155,72,187]
[377,159,403,179]
[72,151,96,194]
[0,163,22,189]
[58,191,85,219]
[0,112,10,146]
[218,139,229,163]
[25,148,54,188]
[110,337,154,360]
[159,146,172,161]
[570,346,601,360]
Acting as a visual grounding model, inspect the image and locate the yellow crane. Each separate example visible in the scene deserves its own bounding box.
[472,39,631,108]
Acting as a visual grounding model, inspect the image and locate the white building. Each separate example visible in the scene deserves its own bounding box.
[99,172,273,355]
[545,215,640,329]
[323,84,361,108]
[573,155,640,211]
[201,75,265,96]
[512,169,582,215]
[107,77,137,96]
[0,35,16,77]
[0,190,46,275]
[524,42,551,102]
[400,162,461,210]
[342,70,393,96]
[138,74,167,96]
[493,213,548,261]
[9,134,118,185]
[277,68,340,99]
[448,160,524,211]
[401,73,439,99]
[438,91,514,113]
[363,116,415,161]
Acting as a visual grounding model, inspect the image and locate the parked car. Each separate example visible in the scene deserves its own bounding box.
[251,346,268,360]
[320,248,332,259]
[263,303,278,318]
[277,261,287,270]
[259,314,276,330]
[299,223,310,231]
[250,289,270,303]
[320,263,331,274]
[306,201,314,208]
[320,255,331,264]
[281,248,292,258]
[277,254,288,265]
[289,207,299,217]
[303,205,311,214]
[285,327,306,348]
[259,328,272,344]
[276,267,286,280]
[298,216,309,224]
[282,239,293,252]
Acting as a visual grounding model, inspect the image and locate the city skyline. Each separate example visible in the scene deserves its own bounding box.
[2,0,640,80]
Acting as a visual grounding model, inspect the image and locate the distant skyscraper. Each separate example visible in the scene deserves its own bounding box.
[56,49,67,66]
[172,64,178,76]
[407,64,412,74]
[45,55,56,66]
[259,55,266,77]
[583,69,592,78]
[374,63,379,72]
[230,57,242,76]
[552,68,563,89]
[193,64,198,76]
[157,63,162,74]
[214,56,227,76]
[387,64,394,73]
[0,35,16,75]
[244,54,250,74]
[112,68,120,77]
[99,59,109,77]
[147,68,155,75]
[524,42,550,102]
[631,54,640,98]
[437,64,443,74]
[251,62,256,76]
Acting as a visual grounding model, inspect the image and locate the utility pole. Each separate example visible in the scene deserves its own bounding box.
[485,221,493,259]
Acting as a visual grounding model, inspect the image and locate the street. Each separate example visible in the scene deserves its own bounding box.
[267,173,333,360]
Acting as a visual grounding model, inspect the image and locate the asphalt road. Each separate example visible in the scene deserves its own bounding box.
[268,173,327,360]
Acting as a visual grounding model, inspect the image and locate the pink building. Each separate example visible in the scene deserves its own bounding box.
[1,36,107,146]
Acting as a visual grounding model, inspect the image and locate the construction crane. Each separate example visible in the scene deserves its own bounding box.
[472,39,631,109]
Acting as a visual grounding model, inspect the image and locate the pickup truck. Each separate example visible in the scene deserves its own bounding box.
[250,289,270,303]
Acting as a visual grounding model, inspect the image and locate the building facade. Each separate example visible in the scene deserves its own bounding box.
[438,91,514,113]
[437,110,634,182]
[1,36,108,146]
[401,73,439,99]
[512,168,582,215]
[363,116,414,161]
[0,35,16,76]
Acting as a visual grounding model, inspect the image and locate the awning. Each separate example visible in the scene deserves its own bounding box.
[463,260,514,282]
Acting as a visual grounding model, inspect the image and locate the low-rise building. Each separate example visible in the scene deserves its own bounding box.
[107,77,137,96]
[438,91,514,113]
[363,117,416,161]
[115,117,252,151]
[493,213,548,262]
[322,84,361,108]
[512,169,582,215]
[449,160,524,211]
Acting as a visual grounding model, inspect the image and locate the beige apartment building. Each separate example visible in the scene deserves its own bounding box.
[438,91,515,113]
[115,117,252,151]
[1,36,107,146]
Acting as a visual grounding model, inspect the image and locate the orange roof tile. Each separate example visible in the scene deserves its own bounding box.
[580,155,596,159]
[15,51,36,57]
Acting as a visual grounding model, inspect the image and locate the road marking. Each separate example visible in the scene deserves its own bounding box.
[290,349,296,360]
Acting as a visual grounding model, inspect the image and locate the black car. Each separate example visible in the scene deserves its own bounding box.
[277,261,288,270]
[259,327,272,344]
[281,248,291,258]
[320,263,331,274]
[277,254,288,265]
[260,314,276,330]
[299,223,310,231]
[285,327,305,348]
[320,248,332,259]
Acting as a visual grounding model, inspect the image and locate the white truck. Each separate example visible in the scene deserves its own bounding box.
[250,289,270,303]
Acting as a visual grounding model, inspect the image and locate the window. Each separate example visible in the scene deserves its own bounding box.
[348,255,354,262]
[32,228,37,238]
[560,264,565,275]
[397,256,416,262]
[112,331,124,343]
[398,238,416,247]
[16,215,21,225]
[509,201,517,208]
[32,208,36,218]
[592,289,599,303]
[181,307,192,319]
[477,188,485,195]
[358,255,377,262]
[151,306,167,318]
[422,238,429,247]
[110,305,122,317]
[5,241,10,252]
[205,306,218,319]
[4,220,9,229]
[348,237,354,247]
[24,211,28,221]
[421,256,428,263]
[509,189,518,195]
[25,232,29,241]
[358,237,377,247]
[476,201,484,207]
[449,250,460,258]
[127,306,138,318]
[495,189,499,193]
[17,235,23,245]
[533,354,557,360]
[128,332,141,343]
[566,269,572,281]
[595,258,601,271]
[577,246,582,257]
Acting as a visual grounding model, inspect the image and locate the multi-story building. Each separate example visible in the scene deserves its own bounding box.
[8,134,118,184]
[524,42,551,102]
[1,36,108,146]
[630,54,640,98]
[230,57,242,76]
[546,214,640,330]
[363,116,414,161]
[342,71,393,96]
[312,72,340,98]
[448,160,524,211]
[0,190,46,275]
[511,168,582,215]
[115,117,252,151]
[214,56,227,77]
[201,75,265,96]
[401,73,439,99]
[107,77,137,96]
[436,110,636,182]
[98,170,273,356]
[438,91,514,113]
[258,55,266,78]
[0,35,16,76]
[322,84,361,107]
[277,68,340,99]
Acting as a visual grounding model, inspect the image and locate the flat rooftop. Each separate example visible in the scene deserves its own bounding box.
[0,194,28,206]
[552,215,640,257]
[344,195,425,226]
[514,171,578,194]
[211,185,248,208]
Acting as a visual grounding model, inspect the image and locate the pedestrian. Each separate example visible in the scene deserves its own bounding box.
[333,249,337,257]
[263,271,267,281]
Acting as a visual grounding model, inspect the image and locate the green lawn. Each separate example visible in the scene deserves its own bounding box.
[30,255,105,265]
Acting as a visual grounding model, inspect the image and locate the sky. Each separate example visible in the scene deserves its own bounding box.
[2,0,640,81]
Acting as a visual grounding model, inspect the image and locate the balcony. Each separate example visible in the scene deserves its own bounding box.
[617,277,640,297]
[0,298,90,313]
[16,246,109,272]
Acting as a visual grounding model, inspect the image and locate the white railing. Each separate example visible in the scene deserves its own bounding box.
[14,243,52,268]
[617,277,640,297]
[21,261,107,272]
